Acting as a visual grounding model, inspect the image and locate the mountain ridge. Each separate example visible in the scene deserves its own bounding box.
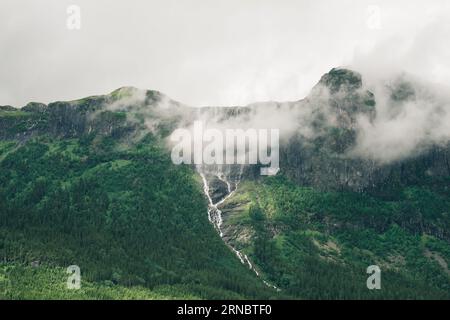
[1,67,450,299]
[1,67,449,192]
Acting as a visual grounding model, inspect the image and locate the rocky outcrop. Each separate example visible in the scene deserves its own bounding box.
[0,88,166,140]
[280,68,450,191]
[2,68,449,192]
[0,105,16,111]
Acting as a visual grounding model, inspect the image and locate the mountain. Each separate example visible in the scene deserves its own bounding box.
[1,68,450,299]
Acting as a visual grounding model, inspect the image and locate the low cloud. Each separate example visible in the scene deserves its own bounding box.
[349,77,450,163]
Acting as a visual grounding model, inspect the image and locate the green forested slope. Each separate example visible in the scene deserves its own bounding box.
[1,264,200,299]
[0,134,273,299]
[222,174,450,299]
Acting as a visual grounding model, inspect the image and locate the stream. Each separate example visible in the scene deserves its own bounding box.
[197,166,279,291]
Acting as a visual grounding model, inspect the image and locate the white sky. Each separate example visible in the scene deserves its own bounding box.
[1,0,449,107]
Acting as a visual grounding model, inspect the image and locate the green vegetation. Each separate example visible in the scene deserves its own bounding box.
[224,174,450,299]
[0,111,29,118]
[0,264,199,299]
[0,134,273,299]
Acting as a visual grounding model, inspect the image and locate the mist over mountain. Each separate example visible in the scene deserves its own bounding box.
[5,66,448,190]
[1,68,450,299]
[109,68,450,168]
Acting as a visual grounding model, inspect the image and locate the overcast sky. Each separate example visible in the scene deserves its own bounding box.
[1,0,449,107]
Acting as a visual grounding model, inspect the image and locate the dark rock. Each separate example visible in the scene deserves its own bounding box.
[22,102,48,113]
[0,105,16,111]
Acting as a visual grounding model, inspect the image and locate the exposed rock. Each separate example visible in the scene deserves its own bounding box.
[0,105,16,111]
[2,68,449,193]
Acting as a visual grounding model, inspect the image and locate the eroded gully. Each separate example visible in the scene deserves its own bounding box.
[198,168,279,290]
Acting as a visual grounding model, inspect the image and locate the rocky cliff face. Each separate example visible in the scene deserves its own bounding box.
[1,68,449,192]
[211,68,450,192]
[0,87,176,140]
[280,68,450,192]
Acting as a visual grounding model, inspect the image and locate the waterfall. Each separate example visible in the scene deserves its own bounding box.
[197,165,279,291]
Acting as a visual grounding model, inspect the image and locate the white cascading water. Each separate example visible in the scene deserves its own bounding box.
[198,165,279,291]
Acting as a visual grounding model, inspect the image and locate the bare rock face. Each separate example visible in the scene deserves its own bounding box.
[2,68,449,192]
[0,105,16,111]
[205,174,229,204]
[278,68,450,192]
[0,87,168,140]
